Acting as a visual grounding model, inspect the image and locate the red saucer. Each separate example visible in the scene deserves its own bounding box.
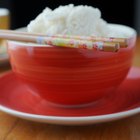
[0,67,140,117]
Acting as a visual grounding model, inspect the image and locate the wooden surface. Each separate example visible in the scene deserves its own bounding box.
[0,38,140,140]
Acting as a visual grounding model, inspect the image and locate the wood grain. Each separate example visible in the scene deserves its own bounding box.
[1,115,140,140]
[0,112,18,140]
[0,37,140,140]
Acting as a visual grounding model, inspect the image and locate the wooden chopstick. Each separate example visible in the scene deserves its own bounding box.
[0,29,128,47]
[0,29,126,52]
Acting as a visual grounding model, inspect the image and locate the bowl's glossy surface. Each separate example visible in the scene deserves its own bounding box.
[7,24,137,106]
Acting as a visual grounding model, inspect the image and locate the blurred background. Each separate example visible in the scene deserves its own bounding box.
[0,0,139,34]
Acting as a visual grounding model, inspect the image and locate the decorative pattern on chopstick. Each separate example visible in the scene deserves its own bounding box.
[50,34,128,47]
[37,36,120,52]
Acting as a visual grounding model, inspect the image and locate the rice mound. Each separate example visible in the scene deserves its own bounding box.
[27,4,109,36]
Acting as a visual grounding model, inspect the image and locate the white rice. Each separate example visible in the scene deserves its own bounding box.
[27,4,134,38]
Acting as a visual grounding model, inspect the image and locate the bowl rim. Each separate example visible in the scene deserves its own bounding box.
[7,23,137,47]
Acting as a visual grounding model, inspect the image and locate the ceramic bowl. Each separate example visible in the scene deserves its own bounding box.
[7,24,137,106]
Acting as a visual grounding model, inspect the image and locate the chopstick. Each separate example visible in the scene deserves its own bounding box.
[0,29,128,47]
[0,29,128,52]
[49,34,128,47]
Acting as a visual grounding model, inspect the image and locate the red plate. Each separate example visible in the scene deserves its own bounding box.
[0,67,140,117]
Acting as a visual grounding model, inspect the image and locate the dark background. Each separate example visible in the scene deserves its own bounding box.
[0,0,136,29]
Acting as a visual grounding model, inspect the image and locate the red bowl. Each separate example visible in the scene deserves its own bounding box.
[7,24,137,106]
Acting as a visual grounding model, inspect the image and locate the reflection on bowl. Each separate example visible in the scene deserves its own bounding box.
[7,24,137,106]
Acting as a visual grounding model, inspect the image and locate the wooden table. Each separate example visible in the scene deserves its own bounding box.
[0,38,140,140]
